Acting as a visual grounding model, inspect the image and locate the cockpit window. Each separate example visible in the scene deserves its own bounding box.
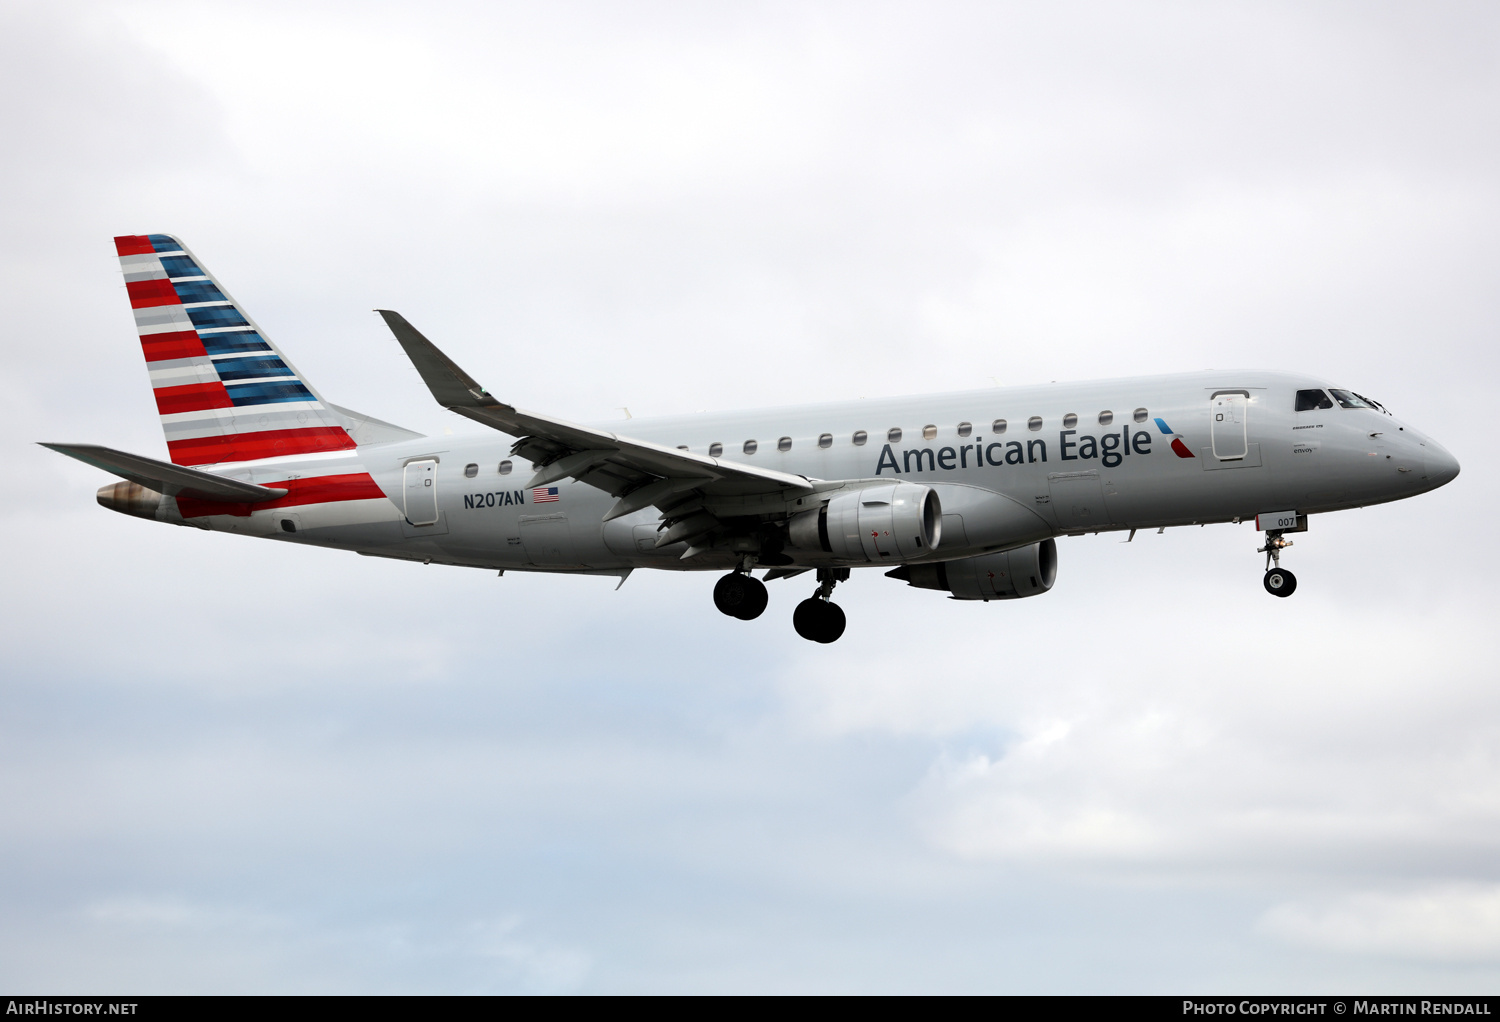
[1353,392,1387,413]
[1295,389,1334,411]
[1328,389,1373,410]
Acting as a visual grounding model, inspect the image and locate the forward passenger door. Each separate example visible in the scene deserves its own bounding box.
[1210,391,1249,460]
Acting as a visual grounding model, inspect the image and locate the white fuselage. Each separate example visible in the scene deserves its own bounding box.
[158,370,1457,575]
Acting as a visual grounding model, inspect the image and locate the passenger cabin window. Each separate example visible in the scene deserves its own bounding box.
[676,445,689,451]
[708,442,723,457]
[464,463,478,478]
[743,439,758,454]
[1062,413,1077,428]
[777,436,792,452]
[818,433,833,448]
[1133,408,1149,423]
[852,430,868,446]
[957,422,972,437]
[1098,410,1114,426]
[992,419,1007,434]
[922,424,937,440]
[498,460,513,475]
[1027,416,1043,431]
[888,427,902,443]
[1296,389,1334,411]
[1329,389,1373,410]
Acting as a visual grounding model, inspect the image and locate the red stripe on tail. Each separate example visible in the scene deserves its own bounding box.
[154,382,234,415]
[167,426,356,466]
[114,235,155,256]
[141,330,207,362]
[127,279,180,309]
[177,472,386,519]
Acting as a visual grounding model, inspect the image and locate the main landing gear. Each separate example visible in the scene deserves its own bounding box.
[713,564,768,620]
[793,568,848,644]
[714,564,849,641]
[1258,530,1297,598]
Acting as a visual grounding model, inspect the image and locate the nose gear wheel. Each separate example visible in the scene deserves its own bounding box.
[1257,530,1298,598]
[1263,568,1296,597]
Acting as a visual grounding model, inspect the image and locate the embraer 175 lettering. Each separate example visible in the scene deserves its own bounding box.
[45,235,1461,642]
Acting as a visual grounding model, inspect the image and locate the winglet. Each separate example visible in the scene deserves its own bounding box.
[375,310,503,410]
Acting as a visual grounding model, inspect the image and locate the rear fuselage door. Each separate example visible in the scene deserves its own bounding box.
[403,459,439,525]
[1211,391,1249,460]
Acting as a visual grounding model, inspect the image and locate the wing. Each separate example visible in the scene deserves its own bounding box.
[376,311,817,554]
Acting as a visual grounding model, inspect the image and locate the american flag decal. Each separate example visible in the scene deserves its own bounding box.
[532,486,560,503]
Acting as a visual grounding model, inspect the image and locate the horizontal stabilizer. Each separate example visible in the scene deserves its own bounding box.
[40,443,288,502]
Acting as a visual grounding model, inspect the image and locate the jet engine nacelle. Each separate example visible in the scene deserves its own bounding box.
[886,539,1057,600]
[788,482,941,563]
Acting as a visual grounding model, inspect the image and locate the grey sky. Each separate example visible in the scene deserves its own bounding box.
[2,0,1499,992]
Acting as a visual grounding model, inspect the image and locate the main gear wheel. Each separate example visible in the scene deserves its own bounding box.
[793,598,846,643]
[713,572,768,620]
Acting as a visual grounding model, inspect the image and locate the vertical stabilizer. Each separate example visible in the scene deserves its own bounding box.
[114,234,357,466]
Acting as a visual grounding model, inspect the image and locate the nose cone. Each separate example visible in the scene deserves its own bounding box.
[1425,443,1460,489]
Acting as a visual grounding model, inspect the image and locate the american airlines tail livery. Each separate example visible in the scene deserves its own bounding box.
[46,234,1461,642]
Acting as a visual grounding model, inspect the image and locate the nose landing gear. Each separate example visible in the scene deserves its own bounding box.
[1259,531,1297,597]
[793,568,848,643]
[714,559,768,620]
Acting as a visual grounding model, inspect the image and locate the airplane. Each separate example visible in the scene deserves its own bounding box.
[44,234,1461,643]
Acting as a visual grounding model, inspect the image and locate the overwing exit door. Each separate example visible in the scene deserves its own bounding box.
[403,459,439,525]
[1211,391,1249,460]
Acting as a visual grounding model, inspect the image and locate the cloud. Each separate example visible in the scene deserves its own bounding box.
[24,898,591,993]
[775,564,1500,876]
[1262,886,1500,962]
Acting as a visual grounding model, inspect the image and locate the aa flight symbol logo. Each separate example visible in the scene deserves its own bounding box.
[1154,417,1196,458]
